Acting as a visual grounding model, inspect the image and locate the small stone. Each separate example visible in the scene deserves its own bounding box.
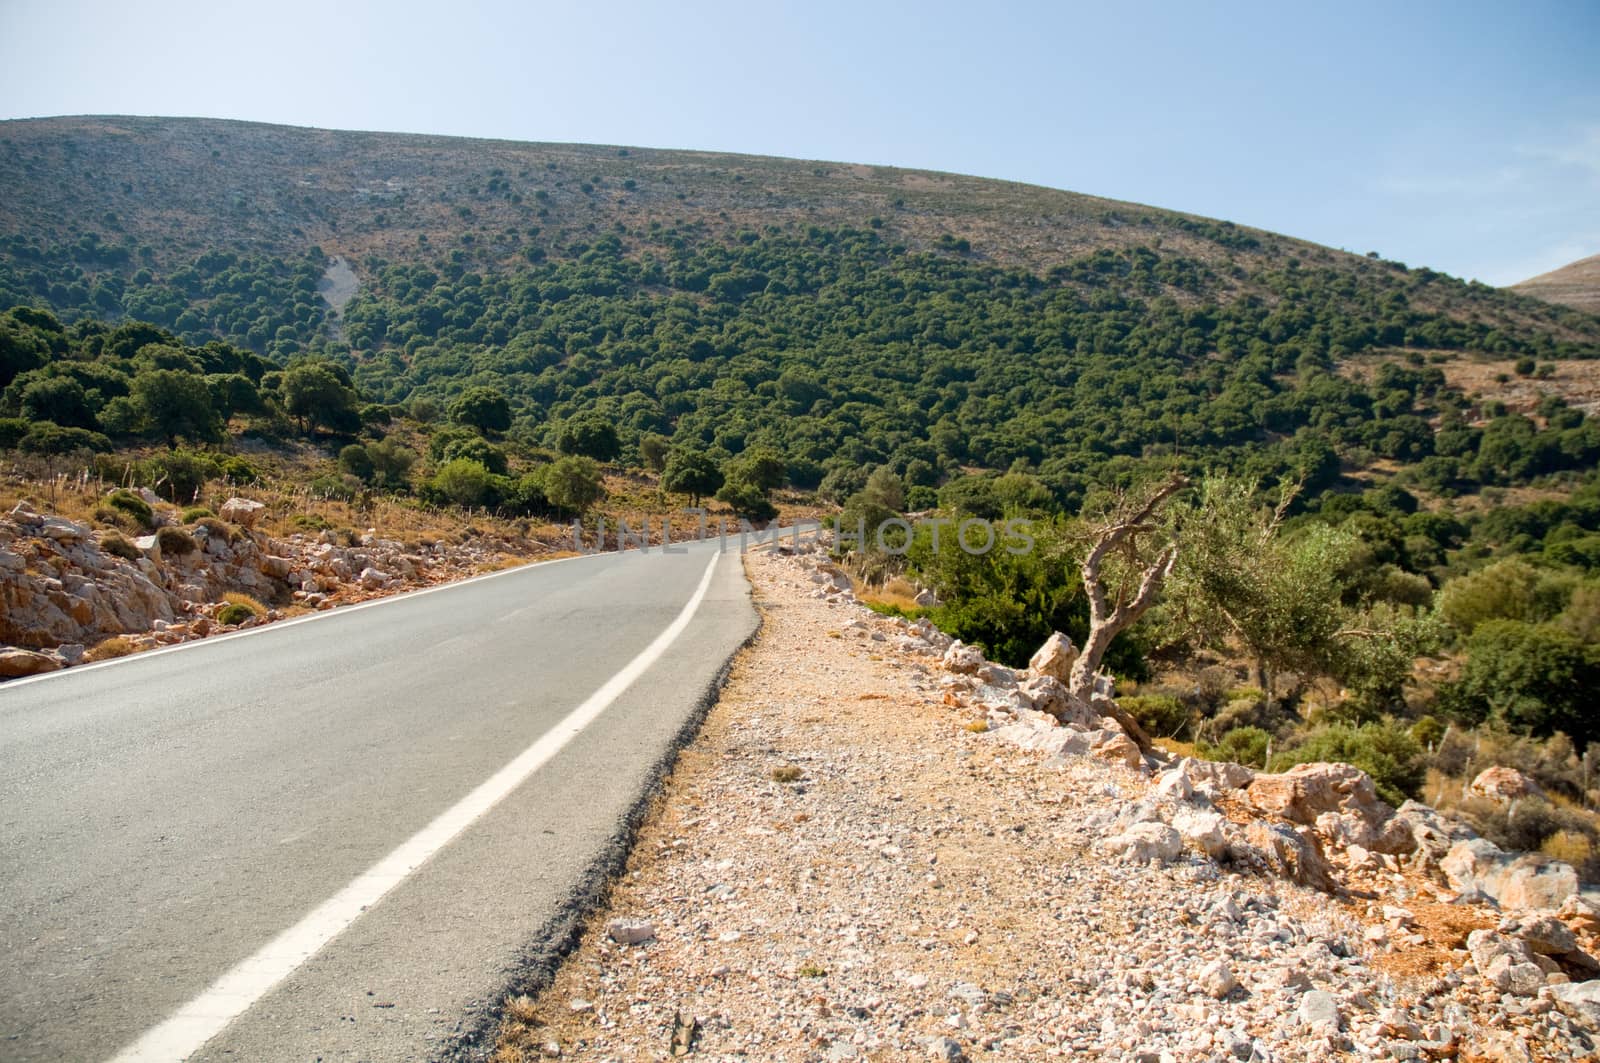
[606,918,656,945]
[927,1036,966,1061]
[1198,959,1237,999]
[1298,990,1343,1031]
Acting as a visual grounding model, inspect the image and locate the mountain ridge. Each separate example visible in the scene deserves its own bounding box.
[1514,252,1600,315]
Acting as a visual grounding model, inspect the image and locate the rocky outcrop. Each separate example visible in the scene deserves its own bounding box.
[1442,838,1579,911]
[0,497,523,676]
[218,497,266,528]
[1468,765,1545,802]
[1247,762,1415,856]
[1026,631,1077,683]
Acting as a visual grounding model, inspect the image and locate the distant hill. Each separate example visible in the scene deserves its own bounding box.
[3,115,1600,504]
[1513,253,1600,315]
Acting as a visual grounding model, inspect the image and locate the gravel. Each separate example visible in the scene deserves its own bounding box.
[491,545,1600,1062]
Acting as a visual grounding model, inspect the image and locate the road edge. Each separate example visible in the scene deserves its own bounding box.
[441,553,766,1061]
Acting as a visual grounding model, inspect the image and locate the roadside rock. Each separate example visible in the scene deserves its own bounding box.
[1090,728,1144,771]
[1442,838,1579,911]
[606,918,656,945]
[1468,765,1545,802]
[1297,989,1342,1031]
[1027,631,1077,683]
[1393,800,1477,866]
[1198,959,1238,999]
[1500,913,1578,956]
[1234,821,1337,892]
[0,647,61,677]
[1172,808,1229,859]
[1549,980,1600,1030]
[1247,761,1389,826]
[941,641,985,676]
[1104,822,1183,864]
[218,497,266,528]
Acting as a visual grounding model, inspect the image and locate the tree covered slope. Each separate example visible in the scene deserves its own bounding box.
[2,114,1599,501]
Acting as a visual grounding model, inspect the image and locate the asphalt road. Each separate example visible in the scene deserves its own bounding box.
[0,537,760,1062]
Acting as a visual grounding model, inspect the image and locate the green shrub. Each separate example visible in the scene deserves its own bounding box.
[716,478,777,522]
[0,417,29,449]
[138,450,219,503]
[1409,714,1447,749]
[181,506,215,523]
[1268,721,1424,805]
[308,473,360,501]
[216,602,254,625]
[155,526,198,556]
[1199,726,1272,769]
[1440,619,1600,746]
[106,489,155,528]
[537,455,606,515]
[1119,694,1191,740]
[19,423,114,454]
[424,457,495,508]
[216,454,261,482]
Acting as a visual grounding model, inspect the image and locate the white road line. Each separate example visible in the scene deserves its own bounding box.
[105,550,721,1063]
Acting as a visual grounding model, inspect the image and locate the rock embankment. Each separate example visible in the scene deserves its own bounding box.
[495,541,1600,1063]
[0,496,528,674]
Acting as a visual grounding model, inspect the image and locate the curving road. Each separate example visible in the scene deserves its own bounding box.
[0,538,759,1062]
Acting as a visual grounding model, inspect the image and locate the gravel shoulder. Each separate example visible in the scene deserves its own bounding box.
[493,546,1597,1063]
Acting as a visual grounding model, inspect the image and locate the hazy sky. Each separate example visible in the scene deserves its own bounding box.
[1,0,1595,286]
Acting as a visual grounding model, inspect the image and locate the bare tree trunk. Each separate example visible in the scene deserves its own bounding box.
[1067,474,1188,704]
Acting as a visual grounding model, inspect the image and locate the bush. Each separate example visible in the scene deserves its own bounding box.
[193,516,240,543]
[1120,694,1191,740]
[308,473,360,501]
[1199,726,1272,769]
[155,526,198,556]
[221,591,267,617]
[339,443,375,482]
[19,423,113,454]
[716,478,777,522]
[100,533,142,562]
[106,489,154,529]
[181,506,215,523]
[538,455,606,515]
[216,602,254,625]
[1441,619,1600,746]
[1454,795,1599,878]
[1268,721,1424,805]
[425,458,495,508]
[138,450,219,503]
[0,416,28,449]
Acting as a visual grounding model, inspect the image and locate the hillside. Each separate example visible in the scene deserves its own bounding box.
[5,116,1600,501]
[1514,253,1600,315]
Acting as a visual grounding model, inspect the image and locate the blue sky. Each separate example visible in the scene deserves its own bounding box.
[1,0,1595,286]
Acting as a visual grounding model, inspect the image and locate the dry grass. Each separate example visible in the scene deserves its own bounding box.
[490,995,546,1063]
[86,636,137,661]
[858,576,923,613]
[1543,829,1594,866]
[1370,892,1496,980]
